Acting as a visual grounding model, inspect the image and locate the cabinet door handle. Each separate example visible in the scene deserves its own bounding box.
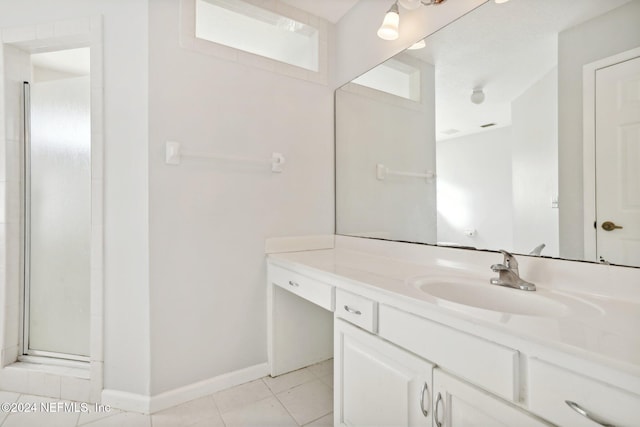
[343,305,361,315]
[565,401,616,427]
[434,392,443,427]
[419,382,429,417]
[288,280,299,287]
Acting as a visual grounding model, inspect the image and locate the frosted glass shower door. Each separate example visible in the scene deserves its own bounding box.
[26,76,91,358]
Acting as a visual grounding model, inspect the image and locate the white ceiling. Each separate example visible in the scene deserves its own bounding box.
[279,0,360,23]
[403,0,632,140]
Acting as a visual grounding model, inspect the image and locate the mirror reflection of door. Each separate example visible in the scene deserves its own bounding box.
[595,55,640,266]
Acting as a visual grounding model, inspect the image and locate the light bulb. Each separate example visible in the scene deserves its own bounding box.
[377,4,400,41]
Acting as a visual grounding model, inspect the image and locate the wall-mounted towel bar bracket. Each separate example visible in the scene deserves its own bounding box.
[165,141,285,172]
[376,163,435,182]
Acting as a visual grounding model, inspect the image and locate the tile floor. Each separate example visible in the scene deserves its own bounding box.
[0,359,334,427]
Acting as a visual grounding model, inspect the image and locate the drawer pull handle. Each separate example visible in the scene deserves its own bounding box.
[344,305,361,315]
[419,381,429,417]
[565,401,616,427]
[434,392,443,427]
[288,280,299,287]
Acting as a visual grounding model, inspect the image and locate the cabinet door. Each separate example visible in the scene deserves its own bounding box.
[335,319,433,427]
[433,370,551,427]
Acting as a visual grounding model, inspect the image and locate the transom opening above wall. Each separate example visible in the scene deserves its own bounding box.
[180,0,329,84]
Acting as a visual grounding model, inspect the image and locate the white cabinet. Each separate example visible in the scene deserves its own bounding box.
[335,313,550,427]
[432,369,551,427]
[335,319,434,427]
[267,260,640,427]
[378,304,519,401]
[528,358,640,427]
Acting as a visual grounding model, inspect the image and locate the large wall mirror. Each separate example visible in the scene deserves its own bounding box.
[336,0,640,267]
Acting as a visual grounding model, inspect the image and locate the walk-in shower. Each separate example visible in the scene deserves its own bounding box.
[22,48,91,361]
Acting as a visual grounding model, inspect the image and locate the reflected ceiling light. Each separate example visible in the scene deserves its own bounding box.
[495,0,510,3]
[408,39,426,50]
[470,88,485,104]
[377,3,400,40]
[378,0,446,41]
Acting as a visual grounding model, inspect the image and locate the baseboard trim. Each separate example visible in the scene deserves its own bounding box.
[102,362,270,414]
[101,389,150,414]
[150,362,269,413]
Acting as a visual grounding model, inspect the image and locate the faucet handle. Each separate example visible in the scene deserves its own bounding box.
[498,249,518,270]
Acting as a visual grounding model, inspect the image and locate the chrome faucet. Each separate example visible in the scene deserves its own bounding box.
[490,250,536,291]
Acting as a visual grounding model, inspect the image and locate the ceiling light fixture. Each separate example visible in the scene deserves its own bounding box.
[495,0,510,3]
[378,0,446,41]
[470,88,485,104]
[377,3,400,40]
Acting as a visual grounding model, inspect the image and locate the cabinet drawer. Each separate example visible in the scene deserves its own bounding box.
[335,290,378,333]
[378,304,519,401]
[269,264,335,311]
[528,358,640,427]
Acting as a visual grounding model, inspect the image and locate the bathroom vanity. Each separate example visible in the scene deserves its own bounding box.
[266,236,640,427]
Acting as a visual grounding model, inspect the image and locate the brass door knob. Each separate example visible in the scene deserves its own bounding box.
[601,221,623,231]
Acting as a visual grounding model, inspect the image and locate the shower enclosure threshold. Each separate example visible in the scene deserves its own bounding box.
[16,355,90,378]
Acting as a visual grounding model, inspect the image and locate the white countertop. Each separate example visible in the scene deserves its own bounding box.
[268,247,640,389]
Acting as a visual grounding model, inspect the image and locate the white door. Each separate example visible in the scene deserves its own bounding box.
[432,369,551,427]
[595,55,640,266]
[335,319,433,427]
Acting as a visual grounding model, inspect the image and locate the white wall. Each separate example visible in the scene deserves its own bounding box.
[0,0,150,397]
[558,0,640,260]
[511,67,558,257]
[336,54,436,244]
[148,0,334,395]
[436,69,558,256]
[145,0,488,399]
[436,127,513,250]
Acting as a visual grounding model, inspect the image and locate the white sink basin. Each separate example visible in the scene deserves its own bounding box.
[407,276,601,317]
